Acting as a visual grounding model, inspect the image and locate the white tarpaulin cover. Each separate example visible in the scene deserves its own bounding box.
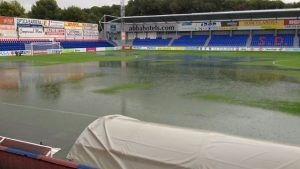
[67,115,300,169]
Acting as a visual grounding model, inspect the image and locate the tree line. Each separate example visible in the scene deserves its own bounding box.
[0,0,300,23]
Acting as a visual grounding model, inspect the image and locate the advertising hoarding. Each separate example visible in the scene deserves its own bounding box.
[0,16,14,25]
[65,22,83,29]
[83,23,98,30]
[239,20,284,29]
[66,29,83,38]
[284,19,300,29]
[124,23,177,32]
[18,27,44,37]
[43,20,64,28]
[0,30,17,38]
[16,18,43,27]
[44,28,65,37]
[83,30,99,37]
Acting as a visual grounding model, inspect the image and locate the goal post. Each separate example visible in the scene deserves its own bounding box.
[25,42,62,55]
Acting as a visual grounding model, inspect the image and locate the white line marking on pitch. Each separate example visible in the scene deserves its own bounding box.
[0,101,98,118]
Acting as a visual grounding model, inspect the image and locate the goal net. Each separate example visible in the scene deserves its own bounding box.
[25,42,62,55]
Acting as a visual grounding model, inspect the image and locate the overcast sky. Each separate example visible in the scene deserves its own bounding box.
[4,0,299,11]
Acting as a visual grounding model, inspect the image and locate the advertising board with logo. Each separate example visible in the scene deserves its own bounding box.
[197,22,221,30]
[43,20,64,28]
[0,30,17,38]
[83,23,98,30]
[18,27,44,37]
[66,29,83,38]
[0,25,15,30]
[284,19,300,29]
[65,22,83,29]
[220,21,239,30]
[0,16,15,25]
[83,30,99,37]
[16,18,43,27]
[239,20,284,29]
[125,23,177,32]
[178,22,197,31]
[44,28,65,37]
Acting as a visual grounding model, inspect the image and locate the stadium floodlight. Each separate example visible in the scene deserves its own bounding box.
[25,42,62,55]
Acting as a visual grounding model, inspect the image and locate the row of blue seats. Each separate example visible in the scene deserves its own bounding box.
[172,35,208,46]
[0,40,113,51]
[133,38,172,46]
[133,34,297,47]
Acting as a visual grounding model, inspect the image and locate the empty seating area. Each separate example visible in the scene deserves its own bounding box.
[208,35,248,47]
[172,35,208,46]
[251,34,294,47]
[133,37,172,46]
[0,39,113,51]
[0,39,50,51]
[58,40,113,49]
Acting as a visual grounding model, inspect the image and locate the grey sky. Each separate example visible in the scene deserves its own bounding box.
[4,0,299,11]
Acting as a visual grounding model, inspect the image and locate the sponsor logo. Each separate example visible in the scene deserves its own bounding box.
[128,25,176,32]
[86,48,96,52]
[45,28,65,36]
[66,29,83,36]
[65,22,83,28]
[83,23,98,30]
[16,18,43,27]
[44,20,65,28]
[0,16,14,25]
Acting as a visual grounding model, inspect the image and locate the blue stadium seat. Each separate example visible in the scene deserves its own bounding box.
[208,35,248,47]
[133,38,172,46]
[0,40,114,51]
[251,34,294,47]
[58,40,113,49]
[172,35,208,46]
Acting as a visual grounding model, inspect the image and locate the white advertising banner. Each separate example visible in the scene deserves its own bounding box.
[83,30,99,37]
[0,25,16,30]
[44,28,65,37]
[178,21,221,31]
[43,20,65,28]
[66,29,83,39]
[83,23,98,30]
[0,30,17,38]
[18,27,44,37]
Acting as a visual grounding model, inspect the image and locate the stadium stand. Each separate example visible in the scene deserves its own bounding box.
[208,35,248,47]
[133,37,172,46]
[251,34,294,47]
[0,39,51,51]
[58,40,113,49]
[0,39,114,51]
[172,35,208,46]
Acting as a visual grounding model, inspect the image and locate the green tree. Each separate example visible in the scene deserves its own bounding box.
[0,0,26,17]
[29,0,61,19]
[60,6,86,22]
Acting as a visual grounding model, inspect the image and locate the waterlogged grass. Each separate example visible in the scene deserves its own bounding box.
[190,92,300,115]
[95,82,152,94]
[1,50,300,69]
[0,52,138,66]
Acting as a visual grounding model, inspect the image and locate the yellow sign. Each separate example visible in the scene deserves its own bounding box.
[239,20,284,29]
[64,22,83,28]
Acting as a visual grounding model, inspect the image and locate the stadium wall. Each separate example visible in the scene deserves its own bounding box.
[0,16,99,40]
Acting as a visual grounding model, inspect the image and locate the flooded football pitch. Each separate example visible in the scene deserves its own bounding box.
[0,51,300,158]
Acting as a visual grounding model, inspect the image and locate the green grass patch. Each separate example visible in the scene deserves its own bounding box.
[95,82,152,94]
[0,52,138,66]
[190,92,300,115]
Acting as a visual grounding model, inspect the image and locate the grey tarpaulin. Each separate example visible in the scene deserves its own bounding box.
[67,115,300,169]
